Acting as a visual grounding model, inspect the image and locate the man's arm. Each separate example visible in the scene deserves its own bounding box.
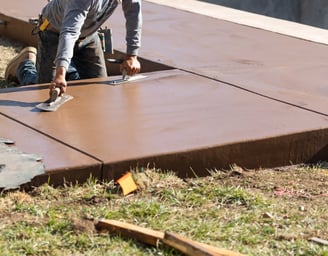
[50,0,91,94]
[121,0,142,76]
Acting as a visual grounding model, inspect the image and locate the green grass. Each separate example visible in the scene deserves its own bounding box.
[0,80,10,88]
[0,166,327,255]
[0,78,18,88]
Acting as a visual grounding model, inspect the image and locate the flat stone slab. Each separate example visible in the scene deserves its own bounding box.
[0,115,102,186]
[0,141,44,190]
[1,70,328,179]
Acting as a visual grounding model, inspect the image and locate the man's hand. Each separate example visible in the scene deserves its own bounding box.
[120,55,141,76]
[50,66,67,96]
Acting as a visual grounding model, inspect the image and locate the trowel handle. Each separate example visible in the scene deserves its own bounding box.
[50,88,61,102]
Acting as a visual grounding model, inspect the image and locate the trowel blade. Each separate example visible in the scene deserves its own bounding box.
[108,74,147,85]
[36,94,73,112]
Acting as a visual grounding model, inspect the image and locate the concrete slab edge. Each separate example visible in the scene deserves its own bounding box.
[104,128,328,180]
[0,13,37,46]
[146,0,328,45]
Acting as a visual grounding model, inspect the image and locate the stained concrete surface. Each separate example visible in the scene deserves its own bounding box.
[0,115,102,186]
[1,70,328,179]
[200,0,328,29]
[2,0,328,113]
[0,0,328,184]
[0,0,40,46]
[108,2,328,116]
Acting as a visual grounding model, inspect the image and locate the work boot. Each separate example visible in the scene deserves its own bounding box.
[5,46,37,83]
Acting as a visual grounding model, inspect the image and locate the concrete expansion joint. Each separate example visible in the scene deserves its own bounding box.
[179,68,328,119]
[0,112,103,163]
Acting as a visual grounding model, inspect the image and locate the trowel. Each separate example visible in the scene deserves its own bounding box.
[108,69,147,85]
[36,88,73,112]
[106,59,147,85]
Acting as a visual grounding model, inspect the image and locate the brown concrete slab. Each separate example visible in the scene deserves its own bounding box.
[2,1,327,115]
[0,115,102,186]
[0,1,39,46]
[0,1,39,20]
[1,70,328,179]
[107,1,328,115]
[1,1,328,181]
[0,1,172,75]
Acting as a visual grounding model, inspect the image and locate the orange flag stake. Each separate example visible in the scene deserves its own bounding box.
[116,172,138,195]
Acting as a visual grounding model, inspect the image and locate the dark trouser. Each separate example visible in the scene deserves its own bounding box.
[17,30,107,85]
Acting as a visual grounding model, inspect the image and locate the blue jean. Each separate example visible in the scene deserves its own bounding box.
[17,30,107,85]
[16,60,79,85]
[17,60,38,85]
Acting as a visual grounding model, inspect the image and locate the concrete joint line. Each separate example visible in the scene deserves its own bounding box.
[0,112,104,163]
[178,68,328,118]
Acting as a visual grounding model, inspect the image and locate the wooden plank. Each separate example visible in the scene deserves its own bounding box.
[95,219,244,256]
[95,219,164,246]
[163,231,244,256]
[309,237,328,246]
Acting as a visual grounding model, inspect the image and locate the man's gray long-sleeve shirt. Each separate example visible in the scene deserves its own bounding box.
[42,0,142,71]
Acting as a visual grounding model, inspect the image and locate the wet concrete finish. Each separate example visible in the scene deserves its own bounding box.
[0,13,37,46]
[0,115,102,186]
[0,1,38,20]
[206,0,328,29]
[107,2,328,115]
[0,1,39,46]
[1,1,328,115]
[1,70,328,179]
[1,1,328,183]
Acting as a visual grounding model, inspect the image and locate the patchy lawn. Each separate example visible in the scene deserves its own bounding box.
[0,165,327,255]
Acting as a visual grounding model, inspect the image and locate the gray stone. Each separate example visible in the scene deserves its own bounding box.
[0,142,45,190]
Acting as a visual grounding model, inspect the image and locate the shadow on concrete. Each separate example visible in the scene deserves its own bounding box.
[0,99,39,108]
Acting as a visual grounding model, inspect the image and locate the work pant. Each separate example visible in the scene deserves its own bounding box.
[17,30,107,85]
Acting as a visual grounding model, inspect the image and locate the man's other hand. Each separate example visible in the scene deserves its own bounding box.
[120,55,141,76]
